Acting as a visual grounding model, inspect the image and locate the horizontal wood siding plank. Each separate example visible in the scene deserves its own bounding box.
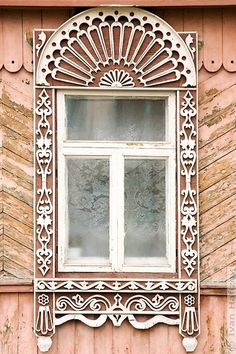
[1,0,236,6]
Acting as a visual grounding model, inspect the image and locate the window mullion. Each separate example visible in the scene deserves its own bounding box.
[110,151,124,272]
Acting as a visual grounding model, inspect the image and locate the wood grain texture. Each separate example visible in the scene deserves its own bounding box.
[1,0,236,6]
[0,69,34,279]
[199,68,236,285]
[223,8,236,72]
[1,8,236,73]
[0,292,230,354]
[0,9,235,287]
[2,10,22,72]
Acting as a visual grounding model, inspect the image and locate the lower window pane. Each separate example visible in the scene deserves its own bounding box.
[124,158,166,266]
[66,158,110,264]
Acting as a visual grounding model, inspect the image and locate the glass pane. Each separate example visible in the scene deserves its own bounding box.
[124,159,166,265]
[66,158,110,264]
[66,96,165,141]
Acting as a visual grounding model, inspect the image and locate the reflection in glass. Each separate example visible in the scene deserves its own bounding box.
[124,159,166,265]
[66,96,165,141]
[66,158,110,263]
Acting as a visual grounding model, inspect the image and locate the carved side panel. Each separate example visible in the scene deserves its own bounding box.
[178,90,200,343]
[35,89,55,278]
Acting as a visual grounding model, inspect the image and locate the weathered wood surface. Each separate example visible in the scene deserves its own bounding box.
[2,8,236,73]
[0,9,235,286]
[199,68,236,286]
[0,292,231,354]
[2,0,236,7]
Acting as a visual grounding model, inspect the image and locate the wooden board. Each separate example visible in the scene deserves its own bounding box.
[1,0,236,6]
[0,292,231,354]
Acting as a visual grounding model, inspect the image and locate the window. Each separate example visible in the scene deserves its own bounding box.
[34,7,199,353]
[57,90,176,272]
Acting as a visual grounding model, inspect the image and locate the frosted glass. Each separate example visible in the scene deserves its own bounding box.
[66,158,110,263]
[124,159,166,264]
[66,96,165,141]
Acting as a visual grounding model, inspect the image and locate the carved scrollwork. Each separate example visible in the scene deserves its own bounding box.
[36,279,197,293]
[180,91,198,277]
[181,295,199,335]
[55,293,179,315]
[36,31,47,57]
[35,89,53,276]
[36,7,196,88]
[35,294,54,336]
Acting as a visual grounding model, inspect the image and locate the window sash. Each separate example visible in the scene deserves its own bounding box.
[57,90,176,273]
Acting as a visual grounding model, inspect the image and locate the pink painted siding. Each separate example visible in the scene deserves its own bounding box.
[1,8,236,73]
[0,292,230,354]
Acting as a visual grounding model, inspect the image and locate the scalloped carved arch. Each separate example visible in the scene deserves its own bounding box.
[36,7,196,88]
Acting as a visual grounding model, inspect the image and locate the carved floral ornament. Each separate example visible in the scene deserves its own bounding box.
[34,7,199,353]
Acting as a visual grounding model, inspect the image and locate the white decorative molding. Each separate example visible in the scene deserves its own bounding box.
[185,34,196,59]
[35,89,53,276]
[34,7,199,353]
[182,295,199,335]
[37,336,53,353]
[36,279,197,293]
[180,91,198,277]
[55,293,179,314]
[36,7,196,88]
[99,69,135,87]
[182,337,198,352]
[35,294,54,336]
[36,31,47,57]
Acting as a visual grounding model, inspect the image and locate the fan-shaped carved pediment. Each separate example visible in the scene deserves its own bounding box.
[36,7,196,88]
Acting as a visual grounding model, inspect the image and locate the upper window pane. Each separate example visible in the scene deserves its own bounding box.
[65,96,166,141]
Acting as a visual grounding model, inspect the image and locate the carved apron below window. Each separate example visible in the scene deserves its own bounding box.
[34,7,199,353]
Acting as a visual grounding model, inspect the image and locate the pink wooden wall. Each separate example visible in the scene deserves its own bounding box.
[2,8,236,73]
[0,7,235,354]
[0,291,230,354]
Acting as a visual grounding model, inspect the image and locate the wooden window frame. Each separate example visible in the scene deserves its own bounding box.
[34,7,199,353]
[57,89,176,273]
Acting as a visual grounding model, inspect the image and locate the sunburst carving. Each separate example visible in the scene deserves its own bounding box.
[99,69,134,87]
[36,7,196,88]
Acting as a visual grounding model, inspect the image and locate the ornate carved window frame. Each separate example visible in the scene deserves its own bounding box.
[34,7,199,353]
